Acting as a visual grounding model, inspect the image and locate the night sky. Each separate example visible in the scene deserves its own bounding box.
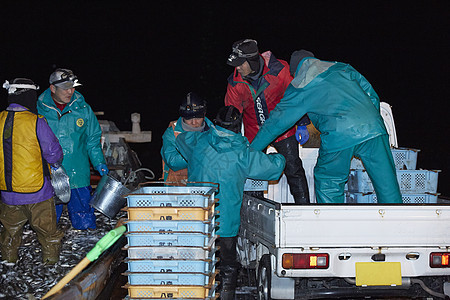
[1,1,449,196]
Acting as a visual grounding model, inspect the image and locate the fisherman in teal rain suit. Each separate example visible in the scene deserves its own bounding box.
[37,69,108,230]
[160,92,213,182]
[251,50,402,204]
[175,106,285,300]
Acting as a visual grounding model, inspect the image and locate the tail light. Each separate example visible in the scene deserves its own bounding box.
[430,252,449,268]
[282,253,329,269]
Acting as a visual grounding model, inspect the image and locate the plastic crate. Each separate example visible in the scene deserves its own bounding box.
[125,258,216,273]
[126,231,215,247]
[244,179,268,191]
[125,220,214,234]
[127,187,216,208]
[345,192,439,204]
[124,270,217,285]
[124,245,216,260]
[347,169,439,194]
[350,147,420,170]
[124,283,217,299]
[124,204,215,221]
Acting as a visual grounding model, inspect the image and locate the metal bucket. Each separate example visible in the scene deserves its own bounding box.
[51,166,71,204]
[90,174,131,218]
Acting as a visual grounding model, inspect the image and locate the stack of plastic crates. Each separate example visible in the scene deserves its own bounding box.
[122,183,218,299]
[345,147,441,203]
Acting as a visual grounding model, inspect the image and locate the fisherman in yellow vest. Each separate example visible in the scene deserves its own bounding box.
[0,78,64,264]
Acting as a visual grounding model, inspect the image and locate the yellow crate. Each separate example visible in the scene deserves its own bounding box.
[125,284,215,298]
[124,204,215,221]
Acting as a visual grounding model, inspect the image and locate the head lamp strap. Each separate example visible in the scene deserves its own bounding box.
[232,39,258,58]
[3,80,39,94]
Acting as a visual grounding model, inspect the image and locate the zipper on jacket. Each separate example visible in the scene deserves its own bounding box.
[40,103,72,120]
[58,110,72,120]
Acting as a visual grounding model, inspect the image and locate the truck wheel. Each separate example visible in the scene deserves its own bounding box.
[257,255,272,300]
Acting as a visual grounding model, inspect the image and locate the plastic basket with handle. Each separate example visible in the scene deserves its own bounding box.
[347,169,439,194]
[345,192,439,204]
[350,147,420,170]
[124,244,216,260]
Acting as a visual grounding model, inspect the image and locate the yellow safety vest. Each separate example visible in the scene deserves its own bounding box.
[0,110,47,193]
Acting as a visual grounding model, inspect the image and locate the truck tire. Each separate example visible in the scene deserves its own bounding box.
[257,255,272,300]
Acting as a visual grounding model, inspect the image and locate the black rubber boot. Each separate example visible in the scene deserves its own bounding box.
[217,237,239,300]
[220,265,238,300]
[273,135,310,204]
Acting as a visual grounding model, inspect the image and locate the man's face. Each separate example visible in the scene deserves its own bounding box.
[236,61,252,77]
[183,117,204,128]
[50,85,75,104]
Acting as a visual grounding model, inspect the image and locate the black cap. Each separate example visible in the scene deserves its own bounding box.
[227,39,259,67]
[289,50,315,76]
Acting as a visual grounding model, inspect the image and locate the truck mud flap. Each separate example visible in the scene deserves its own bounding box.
[271,272,295,299]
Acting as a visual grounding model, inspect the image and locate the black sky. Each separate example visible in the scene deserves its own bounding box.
[1,1,449,196]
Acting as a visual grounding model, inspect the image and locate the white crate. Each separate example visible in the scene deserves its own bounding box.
[124,245,215,260]
[347,169,439,194]
[345,192,439,204]
[350,147,420,170]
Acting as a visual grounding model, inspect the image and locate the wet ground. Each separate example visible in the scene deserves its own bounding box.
[0,208,122,300]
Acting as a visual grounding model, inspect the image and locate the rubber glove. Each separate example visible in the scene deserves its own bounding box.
[95,164,109,176]
[50,161,61,171]
[295,125,309,145]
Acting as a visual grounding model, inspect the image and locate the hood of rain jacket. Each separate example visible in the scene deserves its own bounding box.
[176,125,285,237]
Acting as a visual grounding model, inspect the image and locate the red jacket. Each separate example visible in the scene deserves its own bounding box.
[224,51,295,144]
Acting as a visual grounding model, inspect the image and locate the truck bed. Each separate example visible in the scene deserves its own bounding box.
[241,195,450,249]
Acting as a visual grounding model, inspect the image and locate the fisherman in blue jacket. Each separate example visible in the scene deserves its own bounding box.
[251,50,402,204]
[176,106,285,299]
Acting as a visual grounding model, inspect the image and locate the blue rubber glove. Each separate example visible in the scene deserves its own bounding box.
[95,164,109,176]
[295,125,309,145]
[50,161,61,171]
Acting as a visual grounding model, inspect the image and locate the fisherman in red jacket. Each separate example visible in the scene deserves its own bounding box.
[224,39,310,204]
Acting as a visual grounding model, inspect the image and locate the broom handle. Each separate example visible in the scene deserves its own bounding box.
[41,257,91,299]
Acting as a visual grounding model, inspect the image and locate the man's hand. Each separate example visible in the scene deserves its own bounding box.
[95,164,109,176]
[295,126,309,145]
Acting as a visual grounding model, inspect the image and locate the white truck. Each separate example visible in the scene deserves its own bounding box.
[238,104,450,299]
[239,194,450,299]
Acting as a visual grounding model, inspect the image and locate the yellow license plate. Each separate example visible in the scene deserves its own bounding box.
[355,262,402,286]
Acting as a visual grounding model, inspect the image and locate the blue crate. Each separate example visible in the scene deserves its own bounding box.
[126,231,215,247]
[347,169,439,194]
[244,179,268,191]
[345,192,439,204]
[127,186,216,208]
[124,270,216,285]
[124,245,216,260]
[125,220,214,234]
[350,147,420,170]
[125,258,216,273]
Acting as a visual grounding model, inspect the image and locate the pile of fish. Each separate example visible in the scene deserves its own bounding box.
[0,209,125,300]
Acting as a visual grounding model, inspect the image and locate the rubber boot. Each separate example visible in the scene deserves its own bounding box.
[220,265,238,300]
[273,136,310,204]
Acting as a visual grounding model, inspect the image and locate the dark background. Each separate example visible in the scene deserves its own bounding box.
[1,1,449,196]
